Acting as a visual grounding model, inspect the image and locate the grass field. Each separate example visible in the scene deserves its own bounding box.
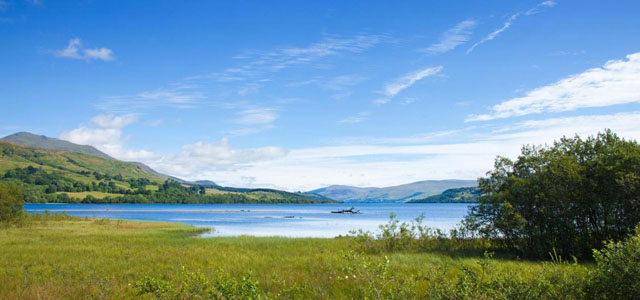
[0,215,594,299]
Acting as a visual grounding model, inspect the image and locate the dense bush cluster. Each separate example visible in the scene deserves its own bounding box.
[464,130,640,258]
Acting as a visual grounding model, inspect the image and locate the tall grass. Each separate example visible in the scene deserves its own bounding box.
[1,213,637,299]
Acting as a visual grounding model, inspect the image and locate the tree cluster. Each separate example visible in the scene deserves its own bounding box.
[465,130,640,258]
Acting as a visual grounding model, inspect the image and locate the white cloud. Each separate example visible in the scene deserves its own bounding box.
[197,34,387,82]
[201,112,640,191]
[59,114,155,161]
[467,52,640,121]
[55,38,115,61]
[467,1,556,54]
[526,0,557,15]
[234,108,278,125]
[321,74,367,91]
[145,120,164,127]
[425,19,476,54]
[151,139,289,176]
[376,66,443,104]
[339,111,371,124]
[59,111,640,192]
[97,86,205,112]
[91,114,137,129]
[467,14,519,54]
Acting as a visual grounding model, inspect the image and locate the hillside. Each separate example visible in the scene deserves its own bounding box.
[2,132,116,161]
[309,179,477,202]
[0,139,335,204]
[407,186,480,203]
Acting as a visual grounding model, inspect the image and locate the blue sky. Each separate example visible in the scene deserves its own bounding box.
[1,0,640,191]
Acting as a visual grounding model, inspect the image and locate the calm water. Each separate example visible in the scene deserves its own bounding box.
[24,203,474,238]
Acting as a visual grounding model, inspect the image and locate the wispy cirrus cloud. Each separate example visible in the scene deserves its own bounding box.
[467,1,556,54]
[234,108,278,125]
[376,66,443,104]
[425,19,476,54]
[467,52,640,121]
[196,33,387,82]
[339,111,371,124]
[55,38,115,61]
[525,0,557,15]
[97,85,205,112]
[467,14,519,54]
[226,107,279,136]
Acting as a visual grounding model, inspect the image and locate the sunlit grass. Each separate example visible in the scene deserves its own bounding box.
[0,217,591,299]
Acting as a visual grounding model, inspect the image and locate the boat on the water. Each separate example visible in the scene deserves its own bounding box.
[331,207,361,214]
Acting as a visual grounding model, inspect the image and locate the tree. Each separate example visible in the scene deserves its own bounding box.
[0,183,24,223]
[464,130,640,258]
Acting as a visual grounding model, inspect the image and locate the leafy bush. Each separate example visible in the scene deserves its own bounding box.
[0,183,24,224]
[349,213,491,254]
[465,130,640,258]
[133,268,262,300]
[588,226,640,299]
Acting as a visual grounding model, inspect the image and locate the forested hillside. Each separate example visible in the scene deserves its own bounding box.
[0,140,335,204]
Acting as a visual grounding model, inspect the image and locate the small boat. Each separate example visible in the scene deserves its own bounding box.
[331,207,361,214]
[283,215,295,218]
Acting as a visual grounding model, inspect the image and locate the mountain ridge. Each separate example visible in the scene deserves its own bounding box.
[1,132,218,187]
[2,132,116,161]
[309,179,478,202]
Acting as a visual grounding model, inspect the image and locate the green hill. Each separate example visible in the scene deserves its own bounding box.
[407,187,480,203]
[2,132,116,161]
[0,139,335,204]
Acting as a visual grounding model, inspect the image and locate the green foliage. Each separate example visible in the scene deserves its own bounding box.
[8,216,640,299]
[465,130,640,258]
[349,213,491,254]
[133,269,262,300]
[133,276,173,299]
[589,226,640,299]
[338,251,393,300]
[0,183,24,224]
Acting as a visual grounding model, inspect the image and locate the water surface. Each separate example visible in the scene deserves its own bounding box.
[24,203,473,238]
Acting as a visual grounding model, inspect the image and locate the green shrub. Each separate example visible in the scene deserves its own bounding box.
[589,226,640,299]
[0,183,24,224]
[134,268,262,300]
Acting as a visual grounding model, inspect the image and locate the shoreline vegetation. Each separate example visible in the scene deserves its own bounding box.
[1,130,639,298]
[0,212,638,299]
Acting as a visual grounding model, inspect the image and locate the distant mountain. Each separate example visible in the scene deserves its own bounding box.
[2,132,115,161]
[309,179,477,202]
[407,187,480,203]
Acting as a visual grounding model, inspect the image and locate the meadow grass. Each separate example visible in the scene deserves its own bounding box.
[0,216,592,299]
